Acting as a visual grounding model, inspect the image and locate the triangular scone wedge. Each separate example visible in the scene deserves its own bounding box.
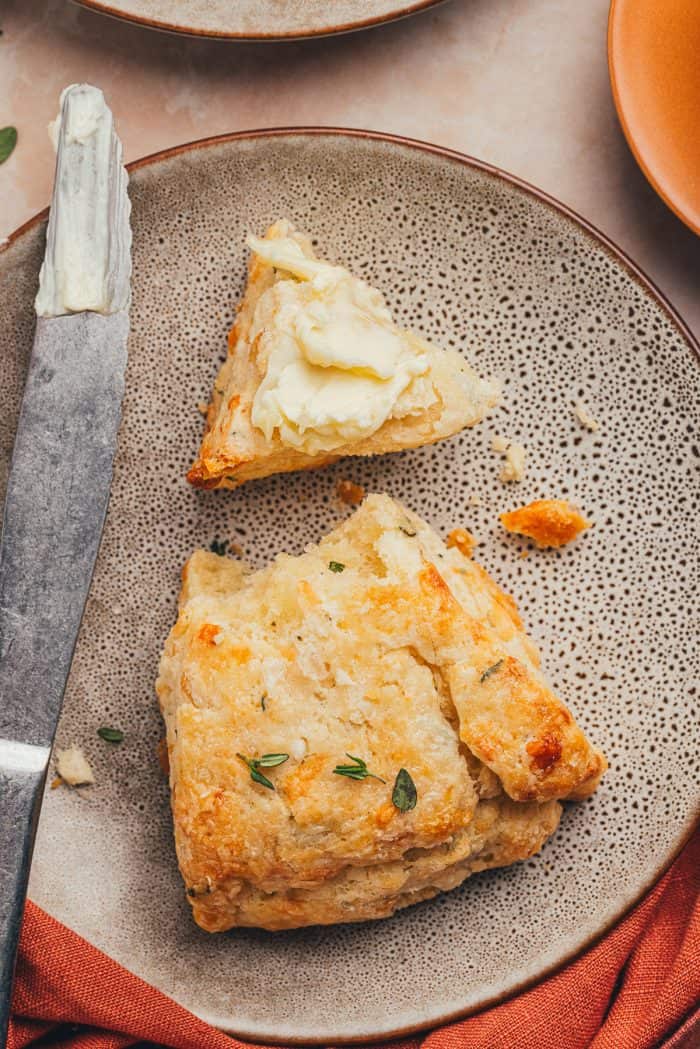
[157,495,606,931]
[187,221,501,488]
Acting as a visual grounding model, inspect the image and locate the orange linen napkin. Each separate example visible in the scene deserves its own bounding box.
[9,830,700,1049]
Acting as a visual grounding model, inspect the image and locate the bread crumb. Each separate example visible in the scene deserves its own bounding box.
[500,499,591,548]
[491,435,526,482]
[573,401,600,432]
[446,527,478,558]
[197,401,209,416]
[55,746,94,787]
[499,443,526,483]
[468,493,482,508]
[337,479,365,506]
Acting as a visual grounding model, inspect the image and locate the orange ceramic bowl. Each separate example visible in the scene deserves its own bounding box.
[608,0,700,235]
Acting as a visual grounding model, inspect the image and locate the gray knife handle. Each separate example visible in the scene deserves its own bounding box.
[0,760,47,1047]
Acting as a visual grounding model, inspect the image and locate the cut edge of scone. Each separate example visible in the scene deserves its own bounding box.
[156,494,606,931]
[187,220,501,489]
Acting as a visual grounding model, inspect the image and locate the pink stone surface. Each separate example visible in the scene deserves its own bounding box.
[1,0,698,339]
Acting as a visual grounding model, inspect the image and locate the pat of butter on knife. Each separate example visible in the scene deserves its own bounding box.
[35,83,131,318]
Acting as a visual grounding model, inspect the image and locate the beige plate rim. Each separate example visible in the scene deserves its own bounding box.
[72,0,448,41]
[3,127,699,1043]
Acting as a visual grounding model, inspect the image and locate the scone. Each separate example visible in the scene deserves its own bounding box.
[187,221,500,488]
[157,495,606,932]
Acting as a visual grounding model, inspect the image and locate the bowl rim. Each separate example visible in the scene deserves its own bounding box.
[3,125,698,1044]
[72,0,448,42]
[608,0,700,237]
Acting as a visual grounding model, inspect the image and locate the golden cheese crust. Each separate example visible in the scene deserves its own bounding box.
[156,495,606,931]
[500,499,591,548]
[187,220,500,489]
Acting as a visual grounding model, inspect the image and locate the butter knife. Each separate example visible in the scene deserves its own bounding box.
[0,83,131,1042]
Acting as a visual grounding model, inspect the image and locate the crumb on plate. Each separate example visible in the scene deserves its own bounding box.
[491,435,527,482]
[500,443,526,483]
[446,527,478,558]
[573,400,600,432]
[468,492,482,508]
[197,401,209,416]
[336,479,365,506]
[500,499,591,548]
[55,746,94,787]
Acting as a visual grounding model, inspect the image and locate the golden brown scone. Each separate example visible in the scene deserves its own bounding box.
[156,495,606,932]
[187,221,500,489]
[500,499,591,548]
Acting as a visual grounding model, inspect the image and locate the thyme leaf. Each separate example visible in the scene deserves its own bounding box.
[237,752,289,790]
[97,726,124,744]
[392,768,417,812]
[0,127,17,166]
[333,753,385,783]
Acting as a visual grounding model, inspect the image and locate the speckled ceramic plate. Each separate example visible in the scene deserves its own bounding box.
[1,129,699,1043]
[73,0,446,40]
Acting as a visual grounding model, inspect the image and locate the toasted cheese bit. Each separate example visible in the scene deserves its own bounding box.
[337,479,365,506]
[50,776,64,790]
[55,746,94,786]
[500,443,526,483]
[446,527,478,558]
[500,499,591,548]
[197,623,225,646]
[573,400,600,432]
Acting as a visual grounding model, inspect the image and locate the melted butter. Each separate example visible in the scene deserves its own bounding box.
[247,235,435,454]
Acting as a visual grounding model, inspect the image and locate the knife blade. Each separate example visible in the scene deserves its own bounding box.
[0,84,130,1042]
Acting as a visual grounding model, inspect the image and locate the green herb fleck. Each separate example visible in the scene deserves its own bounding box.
[254,753,289,767]
[260,694,267,712]
[237,752,289,790]
[0,127,17,166]
[328,561,345,573]
[210,538,228,556]
[97,726,124,744]
[392,768,417,812]
[480,659,504,684]
[333,753,385,783]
